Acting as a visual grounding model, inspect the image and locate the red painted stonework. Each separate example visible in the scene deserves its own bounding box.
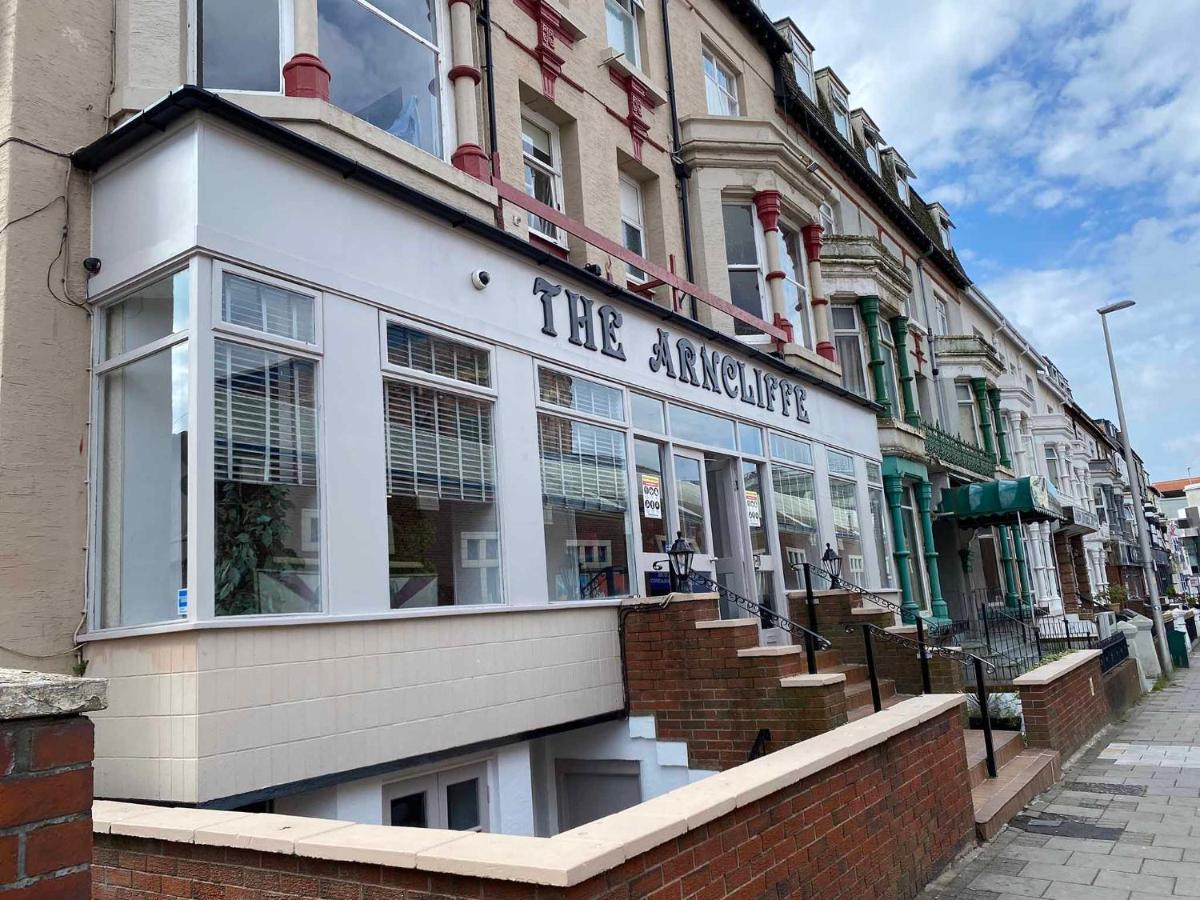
[608,69,660,161]
[451,142,491,180]
[282,53,331,102]
[513,0,576,99]
[753,190,782,232]
[801,221,824,262]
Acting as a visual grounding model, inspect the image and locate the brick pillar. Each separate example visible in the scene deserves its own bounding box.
[0,670,106,898]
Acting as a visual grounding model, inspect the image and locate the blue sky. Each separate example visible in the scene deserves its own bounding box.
[765,0,1200,480]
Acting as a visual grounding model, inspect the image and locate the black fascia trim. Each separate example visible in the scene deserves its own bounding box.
[200,710,627,810]
[721,0,790,59]
[73,86,882,412]
[773,84,972,290]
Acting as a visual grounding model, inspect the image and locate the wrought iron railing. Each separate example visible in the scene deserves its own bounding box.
[748,728,771,761]
[1097,632,1129,674]
[920,419,996,479]
[798,563,957,638]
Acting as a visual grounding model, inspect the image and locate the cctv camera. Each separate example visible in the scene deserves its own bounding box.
[471,269,491,290]
[83,257,102,276]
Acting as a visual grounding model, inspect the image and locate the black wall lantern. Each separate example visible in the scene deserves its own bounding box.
[667,531,696,592]
[821,543,842,586]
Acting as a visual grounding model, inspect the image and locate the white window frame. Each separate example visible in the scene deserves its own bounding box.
[383,762,490,831]
[212,260,323,354]
[196,0,296,94]
[865,141,881,175]
[829,83,851,140]
[818,201,837,236]
[895,173,910,204]
[521,109,567,247]
[934,297,949,336]
[605,0,644,70]
[378,312,497,401]
[778,223,815,349]
[618,173,648,282]
[703,48,740,117]
[955,382,980,445]
[721,200,768,332]
[790,35,814,100]
[831,305,869,397]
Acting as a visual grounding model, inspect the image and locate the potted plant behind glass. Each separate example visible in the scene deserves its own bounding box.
[966,691,1023,731]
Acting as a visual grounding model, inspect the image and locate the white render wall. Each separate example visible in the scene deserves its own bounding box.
[85,605,622,804]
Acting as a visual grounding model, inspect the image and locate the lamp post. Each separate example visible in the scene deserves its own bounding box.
[667,532,696,593]
[1098,300,1172,674]
[821,543,843,588]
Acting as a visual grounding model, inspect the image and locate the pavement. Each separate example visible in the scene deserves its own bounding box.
[924,654,1200,899]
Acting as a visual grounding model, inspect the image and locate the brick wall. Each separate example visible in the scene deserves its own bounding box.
[1055,533,1081,616]
[872,630,965,697]
[94,703,975,900]
[0,716,96,897]
[623,595,847,770]
[787,589,894,666]
[1015,651,1110,761]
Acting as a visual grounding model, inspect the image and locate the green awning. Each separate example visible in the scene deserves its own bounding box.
[938,476,1064,527]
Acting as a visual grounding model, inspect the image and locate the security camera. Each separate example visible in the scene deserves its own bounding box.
[471,269,491,290]
[83,257,102,276]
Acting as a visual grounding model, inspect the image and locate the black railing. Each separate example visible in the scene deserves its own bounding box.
[1036,613,1098,650]
[796,563,956,637]
[1097,632,1129,674]
[687,572,831,674]
[748,728,771,761]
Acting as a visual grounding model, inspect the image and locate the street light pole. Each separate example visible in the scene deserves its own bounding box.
[1099,301,1172,674]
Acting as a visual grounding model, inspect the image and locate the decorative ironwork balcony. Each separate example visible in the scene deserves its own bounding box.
[920,420,996,479]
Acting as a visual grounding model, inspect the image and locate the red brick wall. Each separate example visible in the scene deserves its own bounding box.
[0,716,95,898]
[95,708,974,900]
[1018,655,1111,761]
[623,596,846,770]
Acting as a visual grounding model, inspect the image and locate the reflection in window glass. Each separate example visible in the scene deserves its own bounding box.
[669,404,736,451]
[201,0,281,91]
[630,393,665,432]
[673,455,707,553]
[772,465,820,591]
[866,461,883,485]
[742,462,767,555]
[539,414,631,600]
[99,344,189,628]
[829,478,864,583]
[538,368,624,421]
[635,440,667,553]
[319,0,443,157]
[869,486,894,588]
[769,433,813,466]
[827,449,855,478]
[386,322,490,386]
[722,203,764,335]
[384,381,499,608]
[738,423,763,456]
[221,273,315,343]
[213,341,320,616]
[103,270,189,360]
[445,778,482,831]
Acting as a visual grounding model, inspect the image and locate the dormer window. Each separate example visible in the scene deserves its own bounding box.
[830,84,851,140]
[895,173,909,204]
[937,215,952,248]
[790,34,814,100]
[865,142,881,175]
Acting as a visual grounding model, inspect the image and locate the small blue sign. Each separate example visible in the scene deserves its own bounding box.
[177,588,188,617]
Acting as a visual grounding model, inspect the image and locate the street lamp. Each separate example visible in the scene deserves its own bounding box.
[821,543,843,587]
[667,532,696,593]
[1098,300,1173,674]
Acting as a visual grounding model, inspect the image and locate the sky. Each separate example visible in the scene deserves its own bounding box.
[764,0,1200,481]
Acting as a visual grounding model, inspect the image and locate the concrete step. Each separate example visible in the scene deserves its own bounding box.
[846,692,913,722]
[843,676,897,712]
[963,729,1025,789]
[824,663,869,685]
[971,748,1061,841]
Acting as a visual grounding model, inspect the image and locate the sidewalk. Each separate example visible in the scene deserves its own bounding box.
[925,658,1200,899]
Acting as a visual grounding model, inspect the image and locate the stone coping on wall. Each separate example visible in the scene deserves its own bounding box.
[92,694,963,887]
[1012,649,1101,687]
[619,592,720,607]
[0,667,107,720]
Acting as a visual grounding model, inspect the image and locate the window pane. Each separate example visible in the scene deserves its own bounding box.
[827,449,855,477]
[829,478,864,582]
[674,455,706,554]
[773,465,820,591]
[635,439,667,553]
[389,792,427,827]
[445,778,481,830]
[538,368,624,422]
[866,461,883,484]
[103,270,189,360]
[721,204,757,265]
[366,0,437,44]
[539,415,630,600]
[524,163,559,239]
[831,306,857,330]
[99,344,189,628]
[869,486,893,588]
[384,381,499,608]
[728,270,764,330]
[213,341,320,616]
[837,336,867,397]
[669,404,736,451]
[738,423,763,456]
[386,322,490,386]
[605,0,636,62]
[522,118,554,165]
[619,177,642,223]
[222,273,315,343]
[319,0,443,157]
[630,393,665,432]
[742,462,767,554]
[769,433,812,466]
[201,0,281,91]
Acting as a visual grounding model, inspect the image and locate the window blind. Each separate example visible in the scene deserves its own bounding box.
[537,368,623,421]
[385,380,495,501]
[386,322,490,387]
[538,414,628,513]
[214,340,318,485]
[771,466,818,534]
[829,478,861,538]
[222,273,315,343]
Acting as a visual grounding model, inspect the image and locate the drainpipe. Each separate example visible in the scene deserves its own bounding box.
[478,0,500,179]
[659,0,697,318]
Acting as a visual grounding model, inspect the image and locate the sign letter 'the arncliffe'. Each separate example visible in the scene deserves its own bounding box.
[534,277,810,424]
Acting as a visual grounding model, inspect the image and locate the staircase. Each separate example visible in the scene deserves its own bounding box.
[964,729,1061,840]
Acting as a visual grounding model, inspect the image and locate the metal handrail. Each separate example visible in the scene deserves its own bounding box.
[748,728,771,761]
[799,563,956,636]
[687,572,832,654]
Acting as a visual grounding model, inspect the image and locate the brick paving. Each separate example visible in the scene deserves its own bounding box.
[924,656,1200,899]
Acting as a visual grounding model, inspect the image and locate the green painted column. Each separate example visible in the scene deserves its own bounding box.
[889,316,921,427]
[988,387,1012,468]
[883,473,918,623]
[970,377,996,461]
[997,525,1021,609]
[1010,523,1034,613]
[857,296,892,418]
[915,479,949,622]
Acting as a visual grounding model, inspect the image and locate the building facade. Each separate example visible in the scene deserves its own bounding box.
[0,0,1172,831]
